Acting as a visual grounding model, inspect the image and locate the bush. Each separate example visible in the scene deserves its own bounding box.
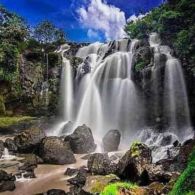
[170,148,195,195]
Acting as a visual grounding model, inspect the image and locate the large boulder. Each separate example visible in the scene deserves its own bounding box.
[88,153,117,175]
[64,125,96,154]
[39,137,76,165]
[14,127,45,153]
[0,141,4,158]
[102,130,121,152]
[0,170,15,192]
[117,142,152,182]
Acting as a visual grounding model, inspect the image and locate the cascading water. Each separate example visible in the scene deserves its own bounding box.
[149,33,191,137]
[53,34,193,153]
[53,39,144,140]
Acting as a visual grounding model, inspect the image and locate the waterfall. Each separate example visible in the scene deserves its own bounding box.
[149,33,192,137]
[54,40,144,139]
[54,35,192,144]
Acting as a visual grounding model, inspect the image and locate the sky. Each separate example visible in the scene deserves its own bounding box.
[0,0,163,42]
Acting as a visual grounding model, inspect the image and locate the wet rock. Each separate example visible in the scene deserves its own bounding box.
[47,189,67,195]
[61,121,73,135]
[67,167,88,187]
[39,137,76,165]
[18,154,42,179]
[64,168,79,177]
[4,138,17,153]
[88,153,117,175]
[82,174,120,194]
[117,142,152,182]
[64,125,96,154]
[173,140,180,147]
[0,140,4,158]
[102,130,121,152]
[160,134,173,146]
[147,182,165,195]
[173,139,195,171]
[14,127,45,153]
[0,170,15,192]
[144,164,174,184]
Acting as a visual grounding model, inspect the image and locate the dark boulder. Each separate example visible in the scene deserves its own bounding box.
[14,127,45,153]
[0,170,15,192]
[0,141,4,158]
[47,189,67,195]
[67,167,88,187]
[64,168,79,177]
[64,125,96,154]
[102,130,121,152]
[117,142,152,182]
[4,138,17,153]
[87,153,117,175]
[39,137,76,165]
[173,139,195,171]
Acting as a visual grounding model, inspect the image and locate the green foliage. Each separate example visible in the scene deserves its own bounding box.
[170,147,195,195]
[130,141,142,157]
[135,60,147,72]
[33,20,66,44]
[100,182,137,195]
[0,116,35,127]
[125,0,195,69]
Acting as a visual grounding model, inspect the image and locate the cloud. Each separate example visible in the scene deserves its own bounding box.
[87,29,101,40]
[127,13,148,23]
[77,0,127,41]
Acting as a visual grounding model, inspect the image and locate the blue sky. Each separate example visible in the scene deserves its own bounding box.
[0,0,163,42]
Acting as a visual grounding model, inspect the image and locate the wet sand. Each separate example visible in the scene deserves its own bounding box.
[2,155,87,195]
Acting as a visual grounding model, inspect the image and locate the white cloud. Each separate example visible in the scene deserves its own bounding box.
[87,29,101,39]
[77,0,127,41]
[127,13,148,23]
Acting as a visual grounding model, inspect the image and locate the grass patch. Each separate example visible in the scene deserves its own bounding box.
[170,147,195,195]
[0,116,35,127]
[100,182,138,195]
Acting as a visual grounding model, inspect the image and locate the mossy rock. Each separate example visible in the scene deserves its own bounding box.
[100,182,141,195]
[0,96,6,116]
[83,174,120,194]
[170,148,195,195]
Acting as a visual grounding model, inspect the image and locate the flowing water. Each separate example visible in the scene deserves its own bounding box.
[54,39,145,141]
[53,34,192,146]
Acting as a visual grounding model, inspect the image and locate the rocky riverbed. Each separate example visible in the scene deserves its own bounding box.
[0,121,194,195]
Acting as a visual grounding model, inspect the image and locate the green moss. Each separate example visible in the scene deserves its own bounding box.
[100,182,138,195]
[130,141,143,157]
[135,60,147,72]
[170,147,195,195]
[0,116,35,127]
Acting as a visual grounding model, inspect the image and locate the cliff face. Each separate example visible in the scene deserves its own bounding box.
[0,42,85,117]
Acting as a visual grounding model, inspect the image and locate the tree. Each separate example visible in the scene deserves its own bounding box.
[33,21,66,44]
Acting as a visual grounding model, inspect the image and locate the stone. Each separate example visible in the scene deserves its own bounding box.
[64,125,96,154]
[14,127,45,153]
[4,138,17,153]
[102,130,121,152]
[82,174,120,194]
[39,137,76,165]
[47,189,67,195]
[117,142,152,182]
[0,170,15,192]
[0,140,4,158]
[64,168,79,177]
[88,153,117,175]
[67,167,88,187]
